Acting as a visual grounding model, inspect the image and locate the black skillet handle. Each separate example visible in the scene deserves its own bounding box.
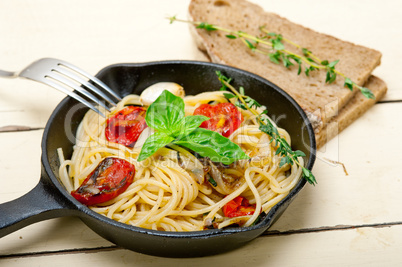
[0,177,77,238]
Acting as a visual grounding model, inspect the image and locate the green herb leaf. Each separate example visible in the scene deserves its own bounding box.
[145,90,184,135]
[139,88,250,164]
[267,32,278,37]
[293,150,306,157]
[306,57,317,64]
[168,16,176,24]
[174,128,249,165]
[344,77,354,91]
[207,174,217,187]
[215,71,317,186]
[305,66,311,77]
[328,72,337,84]
[269,52,281,64]
[196,22,217,31]
[360,87,375,99]
[325,70,337,84]
[259,120,280,139]
[297,63,302,75]
[137,132,175,162]
[328,59,340,68]
[223,92,236,99]
[245,39,256,50]
[272,39,285,50]
[305,66,316,77]
[169,18,373,100]
[226,34,237,39]
[282,54,294,68]
[239,86,245,96]
[244,96,261,109]
[279,156,291,167]
[302,48,311,56]
[321,60,329,66]
[302,167,317,185]
[216,71,231,90]
[177,115,209,138]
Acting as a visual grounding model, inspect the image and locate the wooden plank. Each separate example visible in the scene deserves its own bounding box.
[0,217,113,256]
[2,224,402,266]
[0,130,42,203]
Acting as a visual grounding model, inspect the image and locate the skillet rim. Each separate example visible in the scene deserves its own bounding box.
[41,59,316,239]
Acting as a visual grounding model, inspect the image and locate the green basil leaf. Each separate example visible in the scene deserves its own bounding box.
[146,112,169,132]
[175,115,209,138]
[137,131,174,162]
[174,128,249,164]
[145,90,184,135]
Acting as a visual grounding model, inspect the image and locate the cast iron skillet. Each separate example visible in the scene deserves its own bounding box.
[0,60,316,257]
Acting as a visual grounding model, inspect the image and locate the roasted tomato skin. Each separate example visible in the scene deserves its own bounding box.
[105,106,147,147]
[71,157,135,206]
[193,103,243,137]
[222,196,256,218]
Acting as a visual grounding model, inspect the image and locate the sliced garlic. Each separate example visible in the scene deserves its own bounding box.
[139,82,184,106]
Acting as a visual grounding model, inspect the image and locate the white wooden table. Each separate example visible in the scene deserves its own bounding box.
[1,0,401,266]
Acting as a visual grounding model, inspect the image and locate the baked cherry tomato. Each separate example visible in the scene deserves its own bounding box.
[105,106,147,147]
[193,103,243,137]
[222,196,256,218]
[71,157,135,206]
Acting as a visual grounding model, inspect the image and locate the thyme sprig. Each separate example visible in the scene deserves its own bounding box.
[216,71,317,185]
[169,16,374,99]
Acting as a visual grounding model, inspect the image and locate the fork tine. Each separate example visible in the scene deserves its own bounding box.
[57,59,122,102]
[54,65,118,107]
[46,71,111,112]
[42,78,106,118]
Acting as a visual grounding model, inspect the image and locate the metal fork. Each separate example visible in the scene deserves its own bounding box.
[0,58,121,117]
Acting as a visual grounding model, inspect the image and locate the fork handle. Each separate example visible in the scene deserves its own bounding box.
[0,69,17,78]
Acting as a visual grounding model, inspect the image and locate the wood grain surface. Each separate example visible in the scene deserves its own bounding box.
[0,0,401,266]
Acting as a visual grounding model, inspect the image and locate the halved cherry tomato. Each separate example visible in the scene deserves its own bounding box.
[105,106,147,147]
[193,103,243,137]
[222,196,256,218]
[71,157,135,206]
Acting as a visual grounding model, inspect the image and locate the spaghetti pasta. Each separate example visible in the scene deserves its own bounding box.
[58,86,303,231]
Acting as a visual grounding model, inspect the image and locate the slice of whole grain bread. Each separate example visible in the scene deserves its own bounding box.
[188,0,382,134]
